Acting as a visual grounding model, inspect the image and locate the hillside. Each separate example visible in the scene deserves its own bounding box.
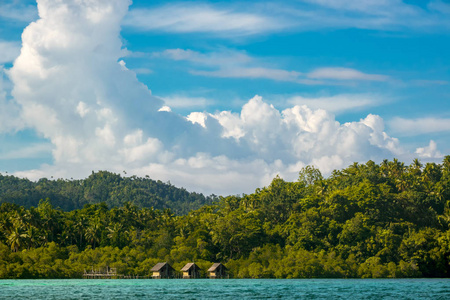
[0,157,449,279]
[0,171,216,215]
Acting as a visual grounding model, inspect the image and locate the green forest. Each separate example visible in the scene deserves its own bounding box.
[1,157,450,279]
[0,170,216,214]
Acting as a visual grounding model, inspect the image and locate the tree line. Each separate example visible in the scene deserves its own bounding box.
[0,170,216,214]
[0,157,449,278]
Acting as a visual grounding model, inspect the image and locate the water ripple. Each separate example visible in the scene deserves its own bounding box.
[0,279,449,299]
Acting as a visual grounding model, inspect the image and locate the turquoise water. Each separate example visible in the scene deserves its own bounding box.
[0,279,449,299]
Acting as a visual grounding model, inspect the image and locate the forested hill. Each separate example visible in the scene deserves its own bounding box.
[1,157,450,279]
[0,171,216,214]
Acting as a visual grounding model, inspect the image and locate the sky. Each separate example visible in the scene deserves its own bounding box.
[0,0,449,195]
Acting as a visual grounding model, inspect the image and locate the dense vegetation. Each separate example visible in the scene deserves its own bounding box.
[0,171,215,214]
[1,157,450,279]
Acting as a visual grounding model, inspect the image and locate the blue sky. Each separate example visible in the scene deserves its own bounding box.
[0,0,449,194]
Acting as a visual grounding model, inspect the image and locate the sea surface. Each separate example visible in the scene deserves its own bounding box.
[0,278,449,299]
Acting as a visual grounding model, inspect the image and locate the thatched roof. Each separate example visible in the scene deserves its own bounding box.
[150,262,173,272]
[180,262,200,272]
[208,263,227,272]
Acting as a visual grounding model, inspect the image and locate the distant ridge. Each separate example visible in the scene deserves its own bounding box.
[0,171,217,214]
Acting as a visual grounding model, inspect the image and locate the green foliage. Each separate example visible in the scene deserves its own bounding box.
[0,171,216,215]
[1,157,450,278]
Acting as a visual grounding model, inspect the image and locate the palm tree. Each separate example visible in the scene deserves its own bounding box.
[85,217,102,249]
[412,158,423,171]
[25,225,42,249]
[7,219,29,252]
[37,199,61,243]
[74,214,88,248]
[107,222,128,248]
[395,174,409,192]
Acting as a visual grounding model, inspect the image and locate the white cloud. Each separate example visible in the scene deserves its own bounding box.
[186,112,207,128]
[301,0,410,15]
[212,111,245,139]
[192,66,389,84]
[310,155,344,175]
[415,140,443,158]
[156,48,305,83]
[5,0,417,195]
[202,96,403,164]
[9,0,163,164]
[158,106,171,112]
[121,134,165,163]
[287,94,380,113]
[156,48,391,85]
[124,3,286,36]
[389,117,450,136]
[192,68,304,83]
[308,67,389,81]
[155,48,252,66]
[293,0,450,31]
[76,101,90,117]
[122,1,450,39]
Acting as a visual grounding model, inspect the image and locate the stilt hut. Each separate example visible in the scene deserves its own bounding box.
[208,263,227,279]
[180,263,201,279]
[151,262,174,279]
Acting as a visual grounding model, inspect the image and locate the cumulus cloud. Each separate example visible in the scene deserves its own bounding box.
[186,96,403,178]
[186,112,208,128]
[415,140,443,158]
[7,0,415,195]
[8,0,239,188]
[11,0,165,161]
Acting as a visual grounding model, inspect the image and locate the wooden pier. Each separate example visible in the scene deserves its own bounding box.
[83,263,228,279]
[83,267,122,279]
